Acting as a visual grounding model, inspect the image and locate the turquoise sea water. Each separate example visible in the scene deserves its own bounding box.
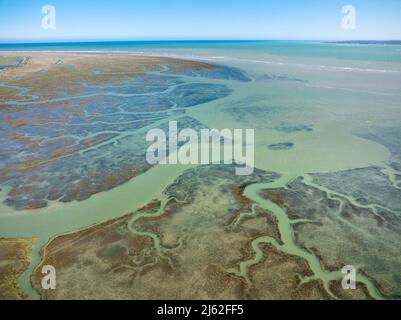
[1,40,401,63]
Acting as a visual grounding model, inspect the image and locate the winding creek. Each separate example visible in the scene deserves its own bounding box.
[238,174,383,299]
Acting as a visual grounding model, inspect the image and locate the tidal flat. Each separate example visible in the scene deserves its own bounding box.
[0,44,401,300]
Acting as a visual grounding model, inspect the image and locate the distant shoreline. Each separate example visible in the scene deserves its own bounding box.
[328,40,401,45]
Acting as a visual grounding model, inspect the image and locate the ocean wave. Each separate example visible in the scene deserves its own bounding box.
[221,57,400,74]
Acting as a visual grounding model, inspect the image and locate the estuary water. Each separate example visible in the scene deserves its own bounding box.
[1,40,400,299]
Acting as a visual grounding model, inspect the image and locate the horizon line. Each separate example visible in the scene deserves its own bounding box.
[1,39,401,45]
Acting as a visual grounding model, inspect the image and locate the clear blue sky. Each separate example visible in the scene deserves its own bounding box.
[1,0,401,42]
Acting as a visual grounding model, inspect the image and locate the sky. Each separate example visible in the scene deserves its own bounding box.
[1,0,401,42]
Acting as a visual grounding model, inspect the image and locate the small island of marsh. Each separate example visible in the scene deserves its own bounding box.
[268,142,295,151]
